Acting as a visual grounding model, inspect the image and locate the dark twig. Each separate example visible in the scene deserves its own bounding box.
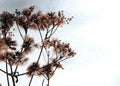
[6,59,10,86]
[41,79,45,86]
[28,75,34,86]
[16,22,24,40]
[9,63,16,86]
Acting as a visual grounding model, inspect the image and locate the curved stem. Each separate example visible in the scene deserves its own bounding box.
[28,75,34,86]
[41,79,45,86]
[37,26,43,43]
[16,21,24,40]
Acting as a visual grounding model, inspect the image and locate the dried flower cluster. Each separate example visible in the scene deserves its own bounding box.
[43,38,76,57]
[0,6,76,86]
[0,11,14,31]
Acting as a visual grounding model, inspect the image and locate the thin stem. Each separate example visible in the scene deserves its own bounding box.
[16,21,24,40]
[42,75,47,80]
[48,25,54,33]
[14,65,18,73]
[6,59,10,86]
[47,77,50,86]
[42,52,47,63]
[13,65,18,77]
[50,25,55,34]
[41,79,45,86]
[49,66,58,79]
[59,56,70,62]
[47,56,50,86]
[37,45,44,63]
[28,75,34,86]
[0,68,10,75]
[16,72,28,76]
[9,63,16,86]
[48,26,58,38]
[36,25,48,62]
[37,25,43,43]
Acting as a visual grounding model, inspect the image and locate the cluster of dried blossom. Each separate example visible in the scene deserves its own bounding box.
[0,6,76,86]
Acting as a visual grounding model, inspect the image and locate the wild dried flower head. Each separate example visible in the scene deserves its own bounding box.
[22,36,35,54]
[27,62,40,76]
[0,11,15,30]
[51,59,63,68]
[43,38,76,58]
[38,62,64,78]
[6,51,27,65]
[13,51,29,65]
[22,6,35,17]
[17,15,26,27]
[39,63,54,78]
[67,48,76,57]
[15,6,73,33]
[15,57,28,66]
[5,37,17,50]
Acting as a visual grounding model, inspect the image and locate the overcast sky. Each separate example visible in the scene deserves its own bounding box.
[0,0,120,86]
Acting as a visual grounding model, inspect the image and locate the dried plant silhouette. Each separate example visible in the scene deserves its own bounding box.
[0,6,76,86]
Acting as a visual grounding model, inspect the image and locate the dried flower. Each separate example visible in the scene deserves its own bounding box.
[5,37,17,50]
[0,11,15,30]
[27,62,40,76]
[40,63,54,78]
[15,58,29,65]
[56,62,64,69]
[22,36,35,54]
[22,6,34,16]
[13,51,28,65]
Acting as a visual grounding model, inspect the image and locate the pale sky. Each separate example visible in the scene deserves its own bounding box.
[0,0,120,86]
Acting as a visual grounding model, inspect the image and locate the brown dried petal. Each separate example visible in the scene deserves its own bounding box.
[57,62,64,69]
